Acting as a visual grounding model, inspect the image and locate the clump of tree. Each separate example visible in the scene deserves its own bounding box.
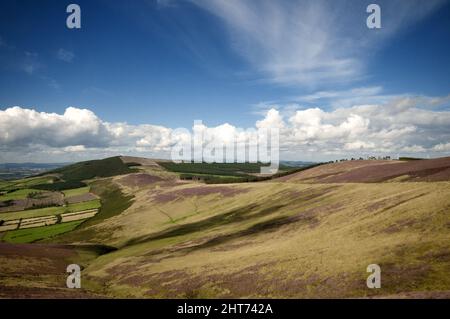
[27,191,45,199]
[399,157,423,161]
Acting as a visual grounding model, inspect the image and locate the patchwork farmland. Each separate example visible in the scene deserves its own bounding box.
[0,184,101,243]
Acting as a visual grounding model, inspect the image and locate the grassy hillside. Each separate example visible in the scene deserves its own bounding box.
[1,157,449,298]
[0,242,113,298]
[74,179,450,298]
[34,156,136,191]
[278,157,450,183]
[50,156,134,180]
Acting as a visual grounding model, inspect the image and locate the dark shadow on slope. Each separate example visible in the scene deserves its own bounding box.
[186,212,318,252]
[125,203,261,246]
[140,209,321,263]
[124,186,339,250]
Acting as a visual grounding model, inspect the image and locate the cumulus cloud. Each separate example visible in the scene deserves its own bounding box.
[0,106,175,162]
[0,107,110,148]
[191,0,444,86]
[276,96,450,159]
[63,145,86,152]
[1,93,450,162]
[433,143,450,152]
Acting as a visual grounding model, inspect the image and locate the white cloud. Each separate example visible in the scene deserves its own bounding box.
[1,93,450,162]
[401,145,427,153]
[191,0,444,87]
[433,143,450,152]
[256,109,284,130]
[293,86,395,109]
[63,145,86,152]
[344,141,375,151]
[0,106,109,148]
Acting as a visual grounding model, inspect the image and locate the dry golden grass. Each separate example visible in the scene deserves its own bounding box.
[3,160,450,298]
[74,173,450,298]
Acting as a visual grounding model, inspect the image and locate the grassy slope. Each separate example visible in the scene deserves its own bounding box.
[64,176,450,298]
[0,242,113,298]
[32,156,135,191]
[2,158,449,298]
[51,156,135,181]
[62,186,90,197]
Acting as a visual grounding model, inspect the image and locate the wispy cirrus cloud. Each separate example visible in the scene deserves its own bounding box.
[22,51,41,75]
[191,0,445,87]
[56,48,75,63]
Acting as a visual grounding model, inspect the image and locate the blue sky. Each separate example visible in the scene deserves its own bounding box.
[1,0,450,162]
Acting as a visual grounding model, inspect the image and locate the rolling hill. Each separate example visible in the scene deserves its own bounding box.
[1,156,450,298]
[33,156,136,191]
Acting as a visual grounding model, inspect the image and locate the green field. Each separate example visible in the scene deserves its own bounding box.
[67,199,101,212]
[0,206,62,221]
[2,220,84,243]
[0,188,44,201]
[62,186,91,197]
[0,199,100,221]
[0,176,55,192]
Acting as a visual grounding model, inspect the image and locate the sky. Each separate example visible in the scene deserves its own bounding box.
[1,0,450,162]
